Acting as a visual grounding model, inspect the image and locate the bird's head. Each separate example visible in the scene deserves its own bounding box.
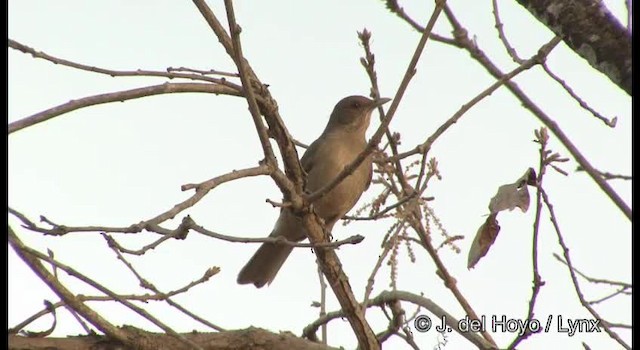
[325,95,391,135]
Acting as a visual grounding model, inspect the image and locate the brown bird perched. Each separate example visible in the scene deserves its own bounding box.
[237,95,391,288]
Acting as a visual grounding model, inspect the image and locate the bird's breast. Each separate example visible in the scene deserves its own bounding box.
[305,137,372,223]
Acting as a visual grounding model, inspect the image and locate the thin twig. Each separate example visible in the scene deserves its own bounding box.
[359,29,411,193]
[47,250,92,335]
[188,216,364,248]
[343,193,417,221]
[224,0,278,170]
[363,221,405,311]
[491,0,525,63]
[387,36,561,163]
[542,190,631,349]
[9,206,363,250]
[104,234,226,332]
[588,286,631,305]
[166,66,238,77]
[10,291,226,334]
[542,63,617,127]
[315,261,328,344]
[10,166,270,239]
[9,39,240,85]
[192,0,305,204]
[552,254,631,288]
[10,229,205,349]
[508,128,549,349]
[383,0,459,47]
[575,167,632,181]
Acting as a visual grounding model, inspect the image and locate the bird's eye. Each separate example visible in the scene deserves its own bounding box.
[351,102,361,109]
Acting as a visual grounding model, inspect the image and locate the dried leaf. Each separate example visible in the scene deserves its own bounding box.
[468,168,535,269]
[488,168,534,214]
[467,214,501,269]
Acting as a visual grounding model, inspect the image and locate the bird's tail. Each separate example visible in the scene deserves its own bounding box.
[236,240,293,288]
[237,210,304,288]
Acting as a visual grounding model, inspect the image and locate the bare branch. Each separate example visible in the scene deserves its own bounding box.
[9,39,240,86]
[8,226,134,347]
[224,0,280,175]
[437,4,631,220]
[508,128,551,348]
[363,221,405,308]
[193,0,306,202]
[303,290,496,350]
[542,190,631,349]
[166,66,239,77]
[383,0,459,46]
[387,36,561,163]
[10,289,227,336]
[188,216,364,248]
[315,261,328,344]
[491,0,525,63]
[588,286,631,305]
[575,167,632,181]
[8,83,239,134]
[553,254,631,289]
[10,166,270,239]
[541,63,617,127]
[10,230,206,349]
[104,234,226,332]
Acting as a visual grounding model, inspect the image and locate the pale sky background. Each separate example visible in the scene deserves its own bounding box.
[8,1,631,349]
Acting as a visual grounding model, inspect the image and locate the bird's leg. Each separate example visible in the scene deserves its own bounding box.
[323,227,333,241]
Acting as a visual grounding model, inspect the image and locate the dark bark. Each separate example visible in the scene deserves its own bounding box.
[515,0,632,95]
[9,327,341,350]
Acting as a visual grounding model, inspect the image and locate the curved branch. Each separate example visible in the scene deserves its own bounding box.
[303,290,496,350]
[8,83,240,134]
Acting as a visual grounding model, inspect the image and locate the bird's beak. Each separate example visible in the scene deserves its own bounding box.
[369,97,392,110]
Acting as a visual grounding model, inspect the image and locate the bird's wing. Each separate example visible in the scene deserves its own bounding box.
[300,138,321,174]
[365,163,373,190]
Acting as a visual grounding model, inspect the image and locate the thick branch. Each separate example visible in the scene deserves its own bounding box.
[8,226,131,345]
[514,0,631,95]
[9,328,341,350]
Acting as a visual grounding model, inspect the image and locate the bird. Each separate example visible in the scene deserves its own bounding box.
[237,95,391,288]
